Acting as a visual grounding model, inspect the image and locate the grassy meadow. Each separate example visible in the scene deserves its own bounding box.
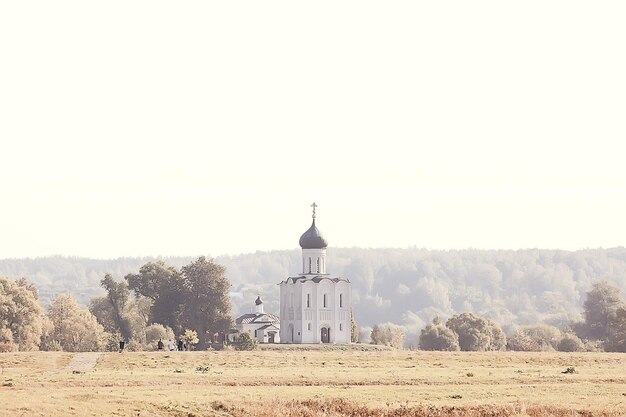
[0,347,625,416]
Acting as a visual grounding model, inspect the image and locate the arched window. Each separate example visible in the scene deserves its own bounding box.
[339,323,343,331]
[339,293,343,308]
[316,258,320,273]
[308,258,312,273]
[323,293,327,308]
[306,293,310,308]
[307,323,311,331]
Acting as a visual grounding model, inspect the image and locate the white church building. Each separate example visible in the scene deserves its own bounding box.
[279,204,352,344]
[233,296,280,344]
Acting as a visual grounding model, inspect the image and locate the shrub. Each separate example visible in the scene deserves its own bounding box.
[0,328,14,353]
[419,321,460,351]
[370,323,405,349]
[145,324,175,351]
[446,313,506,351]
[557,333,584,352]
[508,324,561,351]
[235,332,258,351]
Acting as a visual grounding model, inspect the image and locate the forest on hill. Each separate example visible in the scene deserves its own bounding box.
[2,247,626,345]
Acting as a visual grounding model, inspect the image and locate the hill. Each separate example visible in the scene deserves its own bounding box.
[2,247,626,343]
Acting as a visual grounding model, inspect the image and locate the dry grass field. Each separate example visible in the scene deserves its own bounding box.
[1,347,625,416]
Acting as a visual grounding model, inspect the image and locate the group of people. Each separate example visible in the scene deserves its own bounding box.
[157,338,188,351]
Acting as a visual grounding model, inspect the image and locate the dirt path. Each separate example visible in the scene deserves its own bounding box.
[66,352,103,373]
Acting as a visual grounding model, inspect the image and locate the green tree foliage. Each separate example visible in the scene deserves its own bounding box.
[419,318,460,351]
[583,281,625,340]
[605,307,626,352]
[0,327,14,352]
[95,274,150,346]
[235,332,258,351]
[145,323,175,350]
[100,274,133,339]
[557,333,585,352]
[125,261,184,332]
[179,257,232,349]
[46,294,106,352]
[370,323,405,348]
[446,313,506,351]
[0,276,44,351]
[181,329,199,351]
[350,307,359,343]
[507,324,561,352]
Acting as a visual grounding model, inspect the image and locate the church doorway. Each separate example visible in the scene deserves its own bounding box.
[288,324,294,343]
[268,331,276,343]
[321,326,330,343]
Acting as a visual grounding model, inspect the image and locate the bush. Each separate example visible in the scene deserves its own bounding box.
[0,328,14,353]
[508,324,561,352]
[446,313,506,351]
[235,332,258,351]
[557,333,584,352]
[419,321,460,351]
[145,324,175,351]
[370,323,405,349]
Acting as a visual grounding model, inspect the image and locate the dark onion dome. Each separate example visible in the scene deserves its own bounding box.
[299,219,328,249]
[255,296,263,305]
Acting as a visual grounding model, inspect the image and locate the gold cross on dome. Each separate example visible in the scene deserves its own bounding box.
[311,202,317,219]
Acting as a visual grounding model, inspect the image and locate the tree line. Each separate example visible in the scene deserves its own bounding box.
[0,257,232,352]
[366,281,626,352]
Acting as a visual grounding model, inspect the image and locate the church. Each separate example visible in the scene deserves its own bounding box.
[279,204,352,344]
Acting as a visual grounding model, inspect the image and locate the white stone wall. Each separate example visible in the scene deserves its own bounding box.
[280,277,351,344]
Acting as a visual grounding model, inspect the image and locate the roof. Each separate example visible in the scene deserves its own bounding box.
[299,219,328,249]
[256,324,280,331]
[235,312,280,325]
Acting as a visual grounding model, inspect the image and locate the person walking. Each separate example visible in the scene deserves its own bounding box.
[167,339,175,351]
[157,338,164,350]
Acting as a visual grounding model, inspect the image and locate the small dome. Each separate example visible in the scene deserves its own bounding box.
[299,219,328,249]
[255,296,263,305]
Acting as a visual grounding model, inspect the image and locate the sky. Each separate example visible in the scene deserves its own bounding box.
[1,1,625,259]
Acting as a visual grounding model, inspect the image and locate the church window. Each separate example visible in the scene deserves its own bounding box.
[340,293,343,308]
[323,294,327,308]
[307,293,310,308]
[254,330,257,337]
[316,258,320,273]
[308,323,311,331]
[308,258,312,273]
[340,323,343,331]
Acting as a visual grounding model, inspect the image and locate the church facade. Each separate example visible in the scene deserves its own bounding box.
[279,204,352,344]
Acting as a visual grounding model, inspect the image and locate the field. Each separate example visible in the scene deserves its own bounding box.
[1,346,625,416]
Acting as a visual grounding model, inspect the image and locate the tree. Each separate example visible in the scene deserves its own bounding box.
[181,329,199,351]
[370,323,405,348]
[605,307,626,352]
[125,261,184,331]
[235,332,258,351]
[100,274,133,340]
[0,328,14,352]
[583,281,625,340]
[47,294,106,352]
[145,323,175,350]
[557,333,585,352]
[0,277,44,351]
[445,313,506,351]
[507,324,561,352]
[350,307,359,343]
[179,257,232,349]
[419,319,460,351]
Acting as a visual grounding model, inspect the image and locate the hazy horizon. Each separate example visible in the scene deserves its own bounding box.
[2,2,625,258]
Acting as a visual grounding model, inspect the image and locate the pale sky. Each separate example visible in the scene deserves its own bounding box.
[1,2,625,259]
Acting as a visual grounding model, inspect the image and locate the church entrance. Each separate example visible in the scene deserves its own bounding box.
[288,324,294,343]
[321,326,330,343]
[268,332,276,343]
